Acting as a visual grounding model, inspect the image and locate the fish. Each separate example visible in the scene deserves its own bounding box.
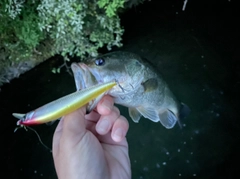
[12,81,117,126]
[71,51,190,129]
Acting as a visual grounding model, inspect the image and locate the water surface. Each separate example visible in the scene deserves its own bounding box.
[0,0,239,178]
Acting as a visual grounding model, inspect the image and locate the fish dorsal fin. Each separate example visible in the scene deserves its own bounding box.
[142,78,158,92]
[128,107,142,123]
[136,106,160,122]
[158,110,177,129]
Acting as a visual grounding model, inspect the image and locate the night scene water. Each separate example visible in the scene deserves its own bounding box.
[0,0,239,178]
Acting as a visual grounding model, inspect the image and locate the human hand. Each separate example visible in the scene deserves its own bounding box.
[52,95,131,179]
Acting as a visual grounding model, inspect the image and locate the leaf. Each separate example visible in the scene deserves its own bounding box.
[52,68,56,74]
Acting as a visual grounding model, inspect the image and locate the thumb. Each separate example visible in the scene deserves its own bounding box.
[61,106,87,142]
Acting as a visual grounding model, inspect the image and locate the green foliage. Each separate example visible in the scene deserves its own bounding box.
[15,13,45,49]
[36,0,125,59]
[51,67,61,74]
[98,0,125,17]
[0,0,47,63]
[0,0,145,83]
[0,0,127,63]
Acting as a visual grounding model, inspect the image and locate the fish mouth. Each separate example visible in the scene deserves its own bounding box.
[80,63,103,83]
[78,64,126,93]
[71,62,130,96]
[71,62,114,112]
[71,63,102,90]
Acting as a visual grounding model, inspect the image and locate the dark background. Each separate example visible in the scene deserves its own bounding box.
[0,0,239,178]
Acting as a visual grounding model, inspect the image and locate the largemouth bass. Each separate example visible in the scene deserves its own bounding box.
[71,51,189,129]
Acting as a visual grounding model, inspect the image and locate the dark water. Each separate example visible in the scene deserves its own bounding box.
[1,0,239,178]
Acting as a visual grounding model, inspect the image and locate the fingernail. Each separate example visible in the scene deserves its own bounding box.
[97,119,110,134]
[113,128,124,142]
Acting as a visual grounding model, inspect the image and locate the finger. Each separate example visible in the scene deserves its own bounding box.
[61,106,87,144]
[98,130,128,146]
[96,106,120,135]
[97,95,114,116]
[111,115,129,142]
[52,118,64,157]
[85,95,114,124]
[84,111,99,134]
[97,115,129,145]
[85,109,100,122]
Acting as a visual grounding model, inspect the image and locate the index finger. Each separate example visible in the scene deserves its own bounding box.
[85,95,114,122]
[97,95,114,115]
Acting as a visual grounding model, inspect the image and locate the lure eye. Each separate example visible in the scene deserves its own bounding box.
[95,58,105,66]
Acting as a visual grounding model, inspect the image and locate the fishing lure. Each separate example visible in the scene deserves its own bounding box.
[12,81,116,126]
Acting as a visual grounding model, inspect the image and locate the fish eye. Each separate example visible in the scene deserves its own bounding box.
[95,58,105,66]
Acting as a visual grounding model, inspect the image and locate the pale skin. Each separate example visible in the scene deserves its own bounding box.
[52,95,131,179]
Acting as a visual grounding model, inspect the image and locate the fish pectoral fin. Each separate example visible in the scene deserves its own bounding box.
[136,106,160,122]
[128,107,142,123]
[158,110,177,129]
[142,78,158,92]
